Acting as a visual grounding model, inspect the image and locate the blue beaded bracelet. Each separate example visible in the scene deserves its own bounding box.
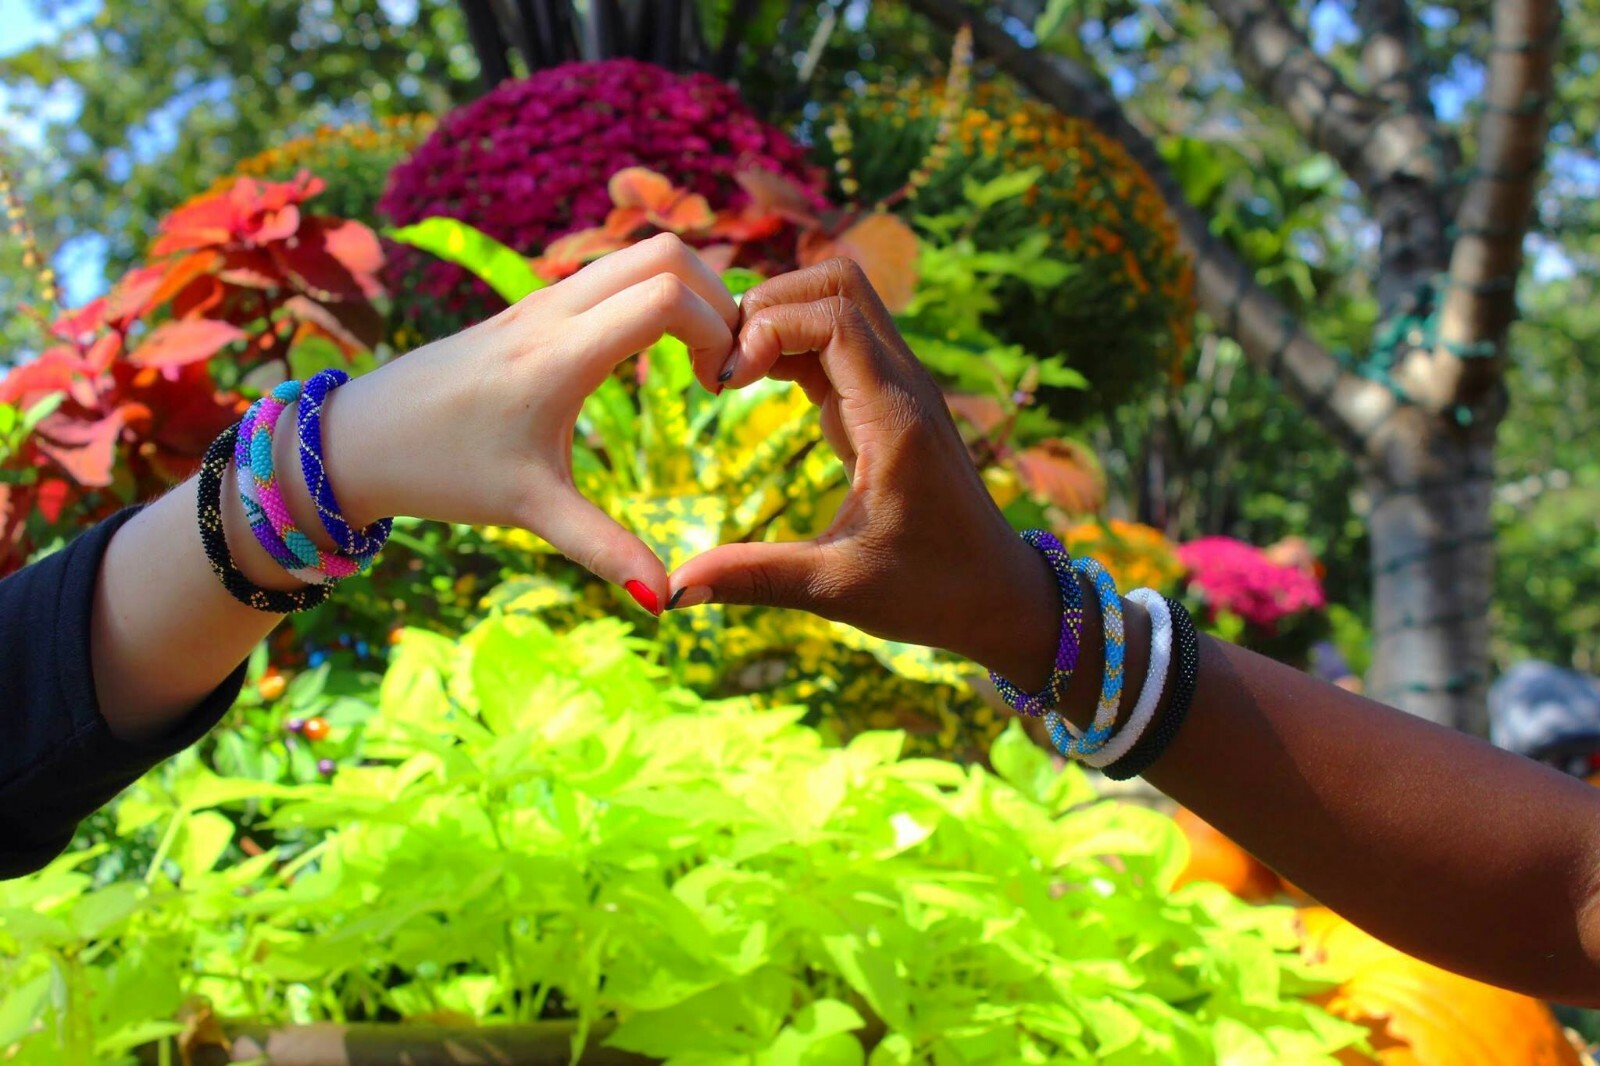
[989,529,1084,718]
[297,368,393,558]
[1053,556,1124,757]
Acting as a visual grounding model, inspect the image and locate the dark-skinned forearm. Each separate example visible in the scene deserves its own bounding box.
[974,562,1600,1005]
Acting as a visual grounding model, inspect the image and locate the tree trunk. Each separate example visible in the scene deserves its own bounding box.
[1364,406,1496,731]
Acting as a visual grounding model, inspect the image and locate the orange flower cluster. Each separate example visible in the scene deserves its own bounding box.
[231,115,435,179]
[210,115,436,224]
[913,83,1188,347]
[1057,519,1187,595]
[820,80,1196,414]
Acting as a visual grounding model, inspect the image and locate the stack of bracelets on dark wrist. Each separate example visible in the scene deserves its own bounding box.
[989,529,1199,779]
[197,369,391,614]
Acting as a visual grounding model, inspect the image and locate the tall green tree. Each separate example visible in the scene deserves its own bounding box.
[0,0,478,289]
[913,0,1561,734]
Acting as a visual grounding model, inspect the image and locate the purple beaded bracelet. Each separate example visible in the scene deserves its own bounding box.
[989,529,1084,717]
[297,368,392,557]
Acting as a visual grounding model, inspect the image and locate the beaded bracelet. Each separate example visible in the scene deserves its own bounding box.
[1105,595,1199,781]
[1049,556,1124,757]
[1082,588,1172,769]
[297,369,392,557]
[235,395,325,585]
[239,382,371,583]
[989,529,1084,718]
[199,422,333,614]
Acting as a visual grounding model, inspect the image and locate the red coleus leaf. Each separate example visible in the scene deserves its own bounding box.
[84,333,123,375]
[0,347,95,409]
[735,169,822,224]
[172,275,228,319]
[153,173,325,255]
[283,294,383,353]
[945,393,1008,434]
[270,217,384,301]
[694,244,739,273]
[51,297,110,345]
[33,404,146,489]
[34,478,72,524]
[798,212,920,313]
[601,206,651,239]
[608,167,716,235]
[0,483,27,578]
[127,319,247,370]
[1011,439,1106,515]
[151,194,238,256]
[708,207,787,243]
[102,264,172,328]
[217,248,283,289]
[532,227,631,280]
[150,252,222,307]
[118,360,238,467]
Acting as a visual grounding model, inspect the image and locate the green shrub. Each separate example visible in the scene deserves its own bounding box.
[814,78,1195,422]
[1,613,1360,1064]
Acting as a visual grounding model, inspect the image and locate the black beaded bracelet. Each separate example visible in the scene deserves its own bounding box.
[1104,595,1199,781]
[198,422,334,614]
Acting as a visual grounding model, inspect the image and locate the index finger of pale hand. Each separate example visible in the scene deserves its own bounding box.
[548,233,739,333]
[568,273,733,390]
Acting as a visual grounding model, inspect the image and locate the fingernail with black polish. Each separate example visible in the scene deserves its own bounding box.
[670,586,713,610]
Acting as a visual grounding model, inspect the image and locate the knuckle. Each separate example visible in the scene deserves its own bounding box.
[822,296,874,351]
[824,256,869,292]
[578,541,612,578]
[644,271,691,312]
[644,231,689,260]
[491,287,545,328]
[744,565,786,608]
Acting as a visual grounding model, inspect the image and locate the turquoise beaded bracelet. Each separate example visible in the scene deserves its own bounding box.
[1047,556,1124,757]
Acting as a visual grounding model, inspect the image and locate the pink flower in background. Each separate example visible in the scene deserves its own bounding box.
[379,59,821,332]
[1177,536,1327,629]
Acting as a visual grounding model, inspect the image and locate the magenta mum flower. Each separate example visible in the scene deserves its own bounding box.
[1177,536,1327,630]
[379,59,821,332]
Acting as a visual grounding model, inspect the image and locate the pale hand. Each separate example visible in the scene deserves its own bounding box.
[315,234,739,609]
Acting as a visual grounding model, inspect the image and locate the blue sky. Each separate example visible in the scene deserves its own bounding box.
[0,0,52,57]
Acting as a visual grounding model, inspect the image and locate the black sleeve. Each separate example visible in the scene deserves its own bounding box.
[0,507,247,878]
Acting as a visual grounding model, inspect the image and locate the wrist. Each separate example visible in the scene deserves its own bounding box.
[959,532,1151,737]
[954,530,1060,690]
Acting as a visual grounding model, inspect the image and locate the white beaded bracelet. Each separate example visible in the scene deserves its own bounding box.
[1082,588,1173,769]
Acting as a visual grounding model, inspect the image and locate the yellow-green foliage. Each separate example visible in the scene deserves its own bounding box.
[816,78,1196,418]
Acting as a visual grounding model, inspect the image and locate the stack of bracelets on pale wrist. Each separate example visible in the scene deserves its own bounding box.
[197,369,391,613]
[989,529,1199,779]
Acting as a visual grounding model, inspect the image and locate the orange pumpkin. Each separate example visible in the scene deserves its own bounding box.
[1298,907,1583,1065]
[1171,807,1284,903]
